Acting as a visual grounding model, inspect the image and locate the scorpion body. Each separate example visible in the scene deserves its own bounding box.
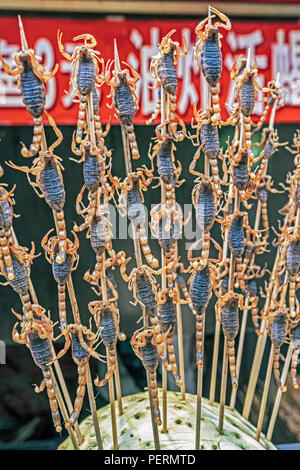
[95,306,118,387]
[189,265,212,367]
[233,151,249,192]
[199,121,222,196]
[2,250,30,296]
[82,146,102,192]
[228,213,246,290]
[158,291,181,386]
[192,177,217,265]
[0,188,14,231]
[156,136,175,184]
[39,155,66,211]
[220,295,239,388]
[269,310,287,390]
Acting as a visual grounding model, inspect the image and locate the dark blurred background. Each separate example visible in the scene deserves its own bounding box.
[1,0,300,451]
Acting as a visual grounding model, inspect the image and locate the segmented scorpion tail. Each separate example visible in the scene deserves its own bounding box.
[74,189,98,232]
[210,85,221,126]
[148,370,162,426]
[124,123,140,160]
[0,227,14,280]
[58,283,67,330]
[178,283,197,316]
[21,115,43,158]
[291,347,300,389]
[243,116,254,161]
[201,230,211,267]
[250,302,260,336]
[94,346,116,387]
[66,362,87,428]
[166,333,182,387]
[209,158,223,198]
[42,367,62,432]
[196,311,205,368]
[289,279,297,318]
[260,200,269,243]
[20,291,34,320]
[165,250,176,294]
[55,209,67,264]
[146,94,161,125]
[164,182,176,231]
[138,225,159,269]
[273,345,286,391]
[235,255,246,291]
[84,253,103,285]
[168,93,177,135]
[227,339,238,389]
[76,95,88,144]
[252,103,270,135]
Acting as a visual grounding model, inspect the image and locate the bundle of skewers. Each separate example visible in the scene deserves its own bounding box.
[0,8,300,451]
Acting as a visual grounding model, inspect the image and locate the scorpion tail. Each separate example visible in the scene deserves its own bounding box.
[273,346,286,392]
[43,368,62,432]
[146,94,161,125]
[210,85,221,126]
[227,339,238,389]
[138,226,159,269]
[196,311,204,368]
[125,123,140,160]
[55,209,67,264]
[166,334,182,387]
[251,304,260,336]
[94,346,116,387]
[58,283,67,330]
[291,347,300,389]
[0,228,15,280]
[21,116,43,158]
[243,116,254,162]
[66,363,87,428]
[148,370,162,426]
[76,95,88,144]
[235,256,246,291]
[209,157,223,198]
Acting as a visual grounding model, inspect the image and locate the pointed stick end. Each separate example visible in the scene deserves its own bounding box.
[114,38,121,72]
[18,14,28,51]
[275,72,280,87]
[246,47,251,71]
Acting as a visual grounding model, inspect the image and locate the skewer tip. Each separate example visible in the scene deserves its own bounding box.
[246,47,251,71]
[114,38,121,72]
[18,15,29,51]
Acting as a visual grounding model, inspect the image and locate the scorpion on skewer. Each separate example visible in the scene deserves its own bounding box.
[12,304,62,432]
[57,32,105,144]
[189,106,223,198]
[7,114,68,264]
[0,18,58,157]
[131,328,165,426]
[88,291,126,387]
[54,323,106,428]
[105,40,140,159]
[215,290,257,388]
[268,307,288,391]
[194,7,231,126]
[109,167,159,269]
[41,230,79,330]
[148,29,187,140]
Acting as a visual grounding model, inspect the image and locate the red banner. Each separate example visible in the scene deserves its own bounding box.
[0,17,300,125]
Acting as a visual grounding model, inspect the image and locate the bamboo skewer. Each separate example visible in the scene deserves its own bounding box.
[115,40,160,450]
[195,39,211,447]
[242,74,283,420]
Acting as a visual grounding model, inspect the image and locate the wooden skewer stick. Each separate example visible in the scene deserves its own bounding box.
[195,45,211,447]
[18,15,28,50]
[209,122,238,406]
[218,122,242,433]
[266,341,293,441]
[242,73,283,420]
[115,39,160,450]
[256,208,300,440]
